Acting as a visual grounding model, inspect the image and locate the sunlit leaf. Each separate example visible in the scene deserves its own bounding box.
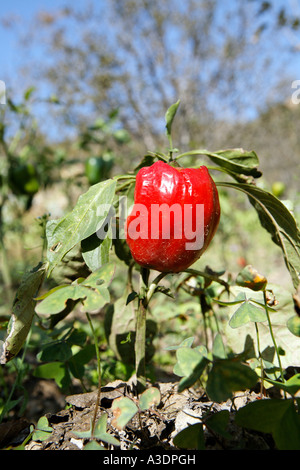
[111,397,138,430]
[287,315,300,337]
[229,300,267,328]
[46,179,116,275]
[35,264,114,315]
[139,387,161,411]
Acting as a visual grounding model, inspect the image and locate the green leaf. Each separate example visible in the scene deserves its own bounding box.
[68,343,95,379]
[139,387,161,411]
[214,292,246,306]
[264,373,300,395]
[111,397,138,430]
[173,423,205,450]
[81,262,115,288]
[205,410,232,440]
[35,264,114,315]
[0,262,48,364]
[165,100,180,137]
[287,315,300,337]
[81,231,112,272]
[35,416,53,432]
[83,441,105,450]
[93,414,120,446]
[212,333,226,359]
[37,341,73,362]
[176,148,261,178]
[24,86,36,101]
[175,347,205,377]
[229,300,267,328]
[33,362,71,389]
[165,336,195,351]
[218,182,300,289]
[235,399,300,450]
[73,414,120,446]
[46,179,116,274]
[206,359,258,402]
[35,283,109,314]
[175,347,209,392]
[32,416,53,442]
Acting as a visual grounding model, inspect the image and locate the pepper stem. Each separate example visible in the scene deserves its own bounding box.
[134,268,168,394]
[135,267,149,393]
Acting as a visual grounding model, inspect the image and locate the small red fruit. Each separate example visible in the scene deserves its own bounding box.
[125,161,220,273]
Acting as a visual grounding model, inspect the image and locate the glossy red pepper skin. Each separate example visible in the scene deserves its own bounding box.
[125,161,220,273]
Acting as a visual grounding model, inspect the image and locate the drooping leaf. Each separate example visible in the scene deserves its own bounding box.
[236,265,268,291]
[68,343,95,379]
[218,182,300,289]
[46,179,116,275]
[176,148,261,178]
[0,262,48,364]
[35,283,109,315]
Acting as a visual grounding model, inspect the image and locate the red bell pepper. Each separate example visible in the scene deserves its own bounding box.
[125,161,220,273]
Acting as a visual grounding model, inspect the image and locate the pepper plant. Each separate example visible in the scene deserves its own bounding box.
[0,101,300,447]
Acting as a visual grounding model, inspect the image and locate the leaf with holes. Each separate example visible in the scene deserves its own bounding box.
[111,397,138,430]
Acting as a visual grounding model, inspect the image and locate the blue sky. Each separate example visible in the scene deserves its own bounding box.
[1,1,56,76]
[0,0,92,83]
[1,0,299,135]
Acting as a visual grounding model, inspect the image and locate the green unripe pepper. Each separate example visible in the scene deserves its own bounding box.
[85,154,114,185]
[9,163,40,195]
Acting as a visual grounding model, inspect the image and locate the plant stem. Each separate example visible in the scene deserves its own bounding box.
[254,321,265,397]
[134,269,169,393]
[135,268,149,393]
[86,311,102,435]
[262,290,286,393]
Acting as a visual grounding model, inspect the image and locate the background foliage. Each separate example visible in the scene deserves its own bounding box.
[0,0,299,450]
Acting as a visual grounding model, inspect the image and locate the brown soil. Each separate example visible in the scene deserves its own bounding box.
[1,378,275,451]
